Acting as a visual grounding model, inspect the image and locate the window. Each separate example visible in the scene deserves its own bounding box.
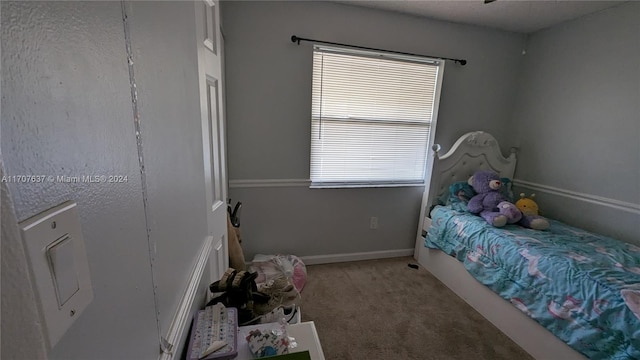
[310,46,444,188]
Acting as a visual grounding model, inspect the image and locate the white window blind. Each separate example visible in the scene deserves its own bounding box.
[310,46,444,187]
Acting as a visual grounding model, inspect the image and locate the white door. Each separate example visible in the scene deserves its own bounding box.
[195,0,228,283]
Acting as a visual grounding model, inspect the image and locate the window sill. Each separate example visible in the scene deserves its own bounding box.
[310,182,425,189]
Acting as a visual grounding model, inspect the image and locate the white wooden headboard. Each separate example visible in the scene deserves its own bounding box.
[423,131,517,217]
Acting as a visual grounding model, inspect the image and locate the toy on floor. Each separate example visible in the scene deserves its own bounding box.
[207,268,270,325]
[467,170,521,227]
[248,254,306,317]
[515,193,550,230]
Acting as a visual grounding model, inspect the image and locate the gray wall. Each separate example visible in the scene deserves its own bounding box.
[1,162,49,360]
[1,1,209,359]
[222,1,526,259]
[510,2,640,244]
[126,1,210,339]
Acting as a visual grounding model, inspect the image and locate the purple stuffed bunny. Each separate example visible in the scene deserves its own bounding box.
[467,170,522,227]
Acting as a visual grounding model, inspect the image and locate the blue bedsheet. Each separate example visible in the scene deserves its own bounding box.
[425,205,640,359]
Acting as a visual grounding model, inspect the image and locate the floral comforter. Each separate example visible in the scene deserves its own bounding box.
[425,205,640,359]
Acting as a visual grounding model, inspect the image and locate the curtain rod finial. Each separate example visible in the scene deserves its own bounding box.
[291,35,300,44]
[459,59,467,66]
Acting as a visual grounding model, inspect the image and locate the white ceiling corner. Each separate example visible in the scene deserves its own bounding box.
[332,0,627,33]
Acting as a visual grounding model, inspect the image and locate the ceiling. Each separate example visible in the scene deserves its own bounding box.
[333,0,625,33]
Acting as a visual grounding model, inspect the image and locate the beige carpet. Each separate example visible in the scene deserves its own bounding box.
[298,257,534,360]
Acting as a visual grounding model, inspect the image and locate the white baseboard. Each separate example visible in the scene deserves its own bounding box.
[229,179,310,188]
[158,236,213,360]
[299,248,414,265]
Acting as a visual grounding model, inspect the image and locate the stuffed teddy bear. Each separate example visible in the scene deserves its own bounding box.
[467,170,522,227]
[515,193,550,230]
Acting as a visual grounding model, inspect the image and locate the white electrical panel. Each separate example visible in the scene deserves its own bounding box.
[20,201,93,349]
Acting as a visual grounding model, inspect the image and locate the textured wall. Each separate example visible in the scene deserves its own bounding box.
[510,2,640,243]
[222,1,526,258]
[1,162,48,360]
[1,2,159,359]
[1,1,209,358]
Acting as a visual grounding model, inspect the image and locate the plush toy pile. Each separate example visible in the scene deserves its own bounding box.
[467,170,549,230]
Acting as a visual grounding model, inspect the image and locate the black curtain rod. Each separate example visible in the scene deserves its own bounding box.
[291,35,467,66]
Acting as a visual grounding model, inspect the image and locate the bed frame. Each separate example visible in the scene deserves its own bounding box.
[413,131,586,360]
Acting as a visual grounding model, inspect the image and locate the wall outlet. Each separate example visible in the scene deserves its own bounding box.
[370,216,378,230]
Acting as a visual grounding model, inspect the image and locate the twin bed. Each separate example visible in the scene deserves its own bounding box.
[414,131,639,360]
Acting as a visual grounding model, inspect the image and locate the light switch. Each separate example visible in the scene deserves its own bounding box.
[20,201,93,350]
[47,236,80,307]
